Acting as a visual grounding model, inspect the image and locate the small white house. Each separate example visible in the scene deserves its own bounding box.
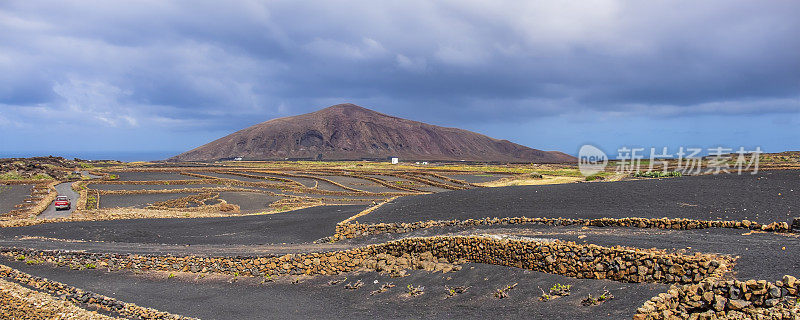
[234,157,243,161]
[390,157,399,164]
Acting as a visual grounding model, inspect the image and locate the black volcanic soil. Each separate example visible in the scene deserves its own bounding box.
[0,205,367,245]
[0,258,665,320]
[443,173,513,183]
[192,172,275,183]
[322,175,397,193]
[99,193,196,209]
[1,170,796,319]
[345,225,799,281]
[113,172,198,181]
[88,184,221,191]
[218,191,283,213]
[0,184,32,214]
[359,170,800,225]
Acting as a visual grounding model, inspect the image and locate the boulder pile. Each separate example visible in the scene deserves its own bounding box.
[635,276,800,319]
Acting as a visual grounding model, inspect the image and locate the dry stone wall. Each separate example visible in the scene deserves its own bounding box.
[0,264,195,320]
[0,235,730,285]
[333,216,795,241]
[634,276,800,319]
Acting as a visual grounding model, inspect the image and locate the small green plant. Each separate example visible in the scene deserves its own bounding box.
[261,274,275,284]
[539,290,551,301]
[327,277,346,286]
[550,283,572,296]
[168,273,176,279]
[85,263,97,269]
[370,282,395,295]
[15,255,26,261]
[406,284,425,297]
[445,285,470,298]
[581,290,614,306]
[25,259,43,265]
[493,283,518,299]
[344,279,364,290]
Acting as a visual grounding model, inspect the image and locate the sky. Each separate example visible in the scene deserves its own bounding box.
[1,0,798,161]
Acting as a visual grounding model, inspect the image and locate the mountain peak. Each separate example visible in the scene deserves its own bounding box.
[169,104,576,163]
[322,103,365,111]
[314,103,382,116]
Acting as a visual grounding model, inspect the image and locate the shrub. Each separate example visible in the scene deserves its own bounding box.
[632,171,682,178]
[0,172,24,180]
[585,175,605,181]
[31,173,53,180]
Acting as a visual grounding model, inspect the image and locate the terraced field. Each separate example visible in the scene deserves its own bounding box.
[0,185,32,215]
[0,162,798,319]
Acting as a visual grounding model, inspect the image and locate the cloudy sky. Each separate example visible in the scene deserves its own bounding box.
[1,0,798,160]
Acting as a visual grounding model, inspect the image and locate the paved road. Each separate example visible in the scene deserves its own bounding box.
[37,182,78,219]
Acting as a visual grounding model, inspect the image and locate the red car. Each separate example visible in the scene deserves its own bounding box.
[54,196,71,211]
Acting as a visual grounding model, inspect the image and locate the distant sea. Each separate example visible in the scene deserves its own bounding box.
[0,151,180,162]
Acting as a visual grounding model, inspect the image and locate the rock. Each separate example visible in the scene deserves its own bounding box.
[713,295,727,311]
[783,275,796,288]
[702,291,715,303]
[768,286,782,298]
[764,298,779,307]
[727,299,751,311]
[792,217,800,232]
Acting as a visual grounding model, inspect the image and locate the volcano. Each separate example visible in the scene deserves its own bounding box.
[168,103,575,163]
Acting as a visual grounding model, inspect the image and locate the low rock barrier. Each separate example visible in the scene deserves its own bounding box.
[0,235,730,285]
[333,216,795,240]
[634,276,800,319]
[0,264,195,319]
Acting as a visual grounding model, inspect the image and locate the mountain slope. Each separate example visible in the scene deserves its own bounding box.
[168,104,575,163]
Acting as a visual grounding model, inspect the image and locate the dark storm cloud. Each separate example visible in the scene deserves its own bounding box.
[0,0,798,133]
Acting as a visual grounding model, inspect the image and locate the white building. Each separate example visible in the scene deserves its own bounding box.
[390,157,399,164]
